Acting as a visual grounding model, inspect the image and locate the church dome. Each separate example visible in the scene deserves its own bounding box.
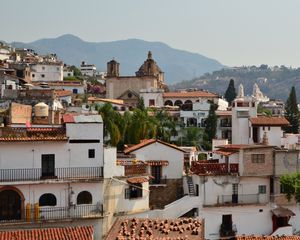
[136,51,163,77]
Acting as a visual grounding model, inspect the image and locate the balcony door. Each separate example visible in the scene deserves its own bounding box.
[41,154,55,178]
[151,166,162,184]
[0,189,22,221]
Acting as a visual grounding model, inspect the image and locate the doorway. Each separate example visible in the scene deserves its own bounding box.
[0,189,23,221]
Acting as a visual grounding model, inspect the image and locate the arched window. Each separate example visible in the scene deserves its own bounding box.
[182,100,193,111]
[174,100,183,108]
[39,193,57,206]
[77,191,92,205]
[164,100,173,106]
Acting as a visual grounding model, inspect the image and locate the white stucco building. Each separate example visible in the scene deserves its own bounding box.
[30,63,63,82]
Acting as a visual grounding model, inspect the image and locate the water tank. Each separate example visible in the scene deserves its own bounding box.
[34,102,49,117]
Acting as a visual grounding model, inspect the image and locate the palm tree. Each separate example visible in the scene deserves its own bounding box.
[154,109,177,142]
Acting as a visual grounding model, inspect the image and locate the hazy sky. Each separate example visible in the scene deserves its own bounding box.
[2,0,300,67]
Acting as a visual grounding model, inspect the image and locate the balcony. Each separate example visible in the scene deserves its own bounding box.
[220,122,232,128]
[149,175,167,185]
[219,194,259,205]
[190,162,239,175]
[0,167,103,182]
[0,204,104,224]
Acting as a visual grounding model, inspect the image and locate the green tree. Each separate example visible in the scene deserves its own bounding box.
[98,103,121,146]
[137,97,145,111]
[70,65,82,77]
[180,127,203,147]
[285,86,299,133]
[257,104,272,116]
[224,79,237,105]
[280,173,300,203]
[154,110,176,142]
[204,102,218,149]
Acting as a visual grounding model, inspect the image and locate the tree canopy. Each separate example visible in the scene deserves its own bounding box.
[280,172,300,203]
[224,79,237,104]
[284,86,299,133]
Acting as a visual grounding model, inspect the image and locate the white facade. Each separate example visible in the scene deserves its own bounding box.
[231,97,258,144]
[31,63,63,82]
[129,141,185,179]
[80,62,96,77]
[139,88,164,107]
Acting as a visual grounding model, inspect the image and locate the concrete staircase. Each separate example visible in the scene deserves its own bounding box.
[186,175,195,196]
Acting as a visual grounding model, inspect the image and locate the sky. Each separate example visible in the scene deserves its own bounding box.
[2,0,300,67]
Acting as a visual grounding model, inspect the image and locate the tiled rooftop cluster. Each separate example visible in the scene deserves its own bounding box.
[0,226,94,240]
[106,218,204,240]
[190,161,238,175]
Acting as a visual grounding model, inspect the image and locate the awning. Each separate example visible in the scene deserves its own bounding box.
[271,207,295,217]
[146,160,169,166]
[127,177,148,184]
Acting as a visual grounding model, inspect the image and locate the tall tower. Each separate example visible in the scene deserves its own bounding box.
[107,59,120,77]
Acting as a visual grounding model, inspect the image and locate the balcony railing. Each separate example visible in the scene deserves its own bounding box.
[149,175,167,185]
[191,162,239,175]
[219,194,259,205]
[0,204,104,224]
[220,122,232,128]
[0,167,103,182]
[124,164,147,176]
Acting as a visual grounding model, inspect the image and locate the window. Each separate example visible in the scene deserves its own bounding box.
[41,154,55,177]
[73,89,78,94]
[280,184,285,194]
[149,99,155,106]
[42,66,45,70]
[125,183,143,199]
[237,111,249,118]
[251,154,265,163]
[41,74,45,78]
[39,193,57,206]
[151,166,162,184]
[32,74,35,78]
[268,126,271,131]
[88,149,95,158]
[77,191,92,204]
[258,185,266,194]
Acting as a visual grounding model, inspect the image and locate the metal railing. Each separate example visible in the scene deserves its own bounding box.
[191,162,239,175]
[149,175,167,185]
[219,194,259,205]
[0,167,103,182]
[0,204,104,224]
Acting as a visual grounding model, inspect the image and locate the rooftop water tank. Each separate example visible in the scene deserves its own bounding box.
[34,102,49,117]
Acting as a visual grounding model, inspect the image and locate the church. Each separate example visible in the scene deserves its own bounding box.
[105,51,166,107]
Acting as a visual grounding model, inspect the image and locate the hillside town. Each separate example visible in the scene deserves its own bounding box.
[1,42,300,240]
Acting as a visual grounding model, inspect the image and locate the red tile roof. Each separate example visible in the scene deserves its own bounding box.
[0,136,68,142]
[163,91,218,98]
[105,218,204,240]
[124,139,186,154]
[55,90,73,97]
[63,114,75,123]
[217,144,274,150]
[127,177,149,184]
[213,150,237,156]
[250,116,290,126]
[0,226,94,240]
[146,160,169,166]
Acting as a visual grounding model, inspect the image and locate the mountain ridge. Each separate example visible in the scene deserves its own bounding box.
[8,34,224,84]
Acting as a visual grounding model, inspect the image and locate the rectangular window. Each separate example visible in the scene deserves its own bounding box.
[280,184,285,194]
[149,99,155,106]
[237,111,249,118]
[125,184,143,199]
[251,154,265,163]
[88,149,95,158]
[151,165,162,184]
[41,154,55,178]
[258,185,267,194]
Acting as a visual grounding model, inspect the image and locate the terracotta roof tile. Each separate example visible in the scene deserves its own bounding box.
[217,144,274,150]
[55,90,73,97]
[250,116,290,126]
[0,136,68,142]
[63,114,75,123]
[105,218,204,240]
[163,91,218,98]
[213,150,237,156]
[0,226,94,240]
[127,177,149,184]
[124,139,186,154]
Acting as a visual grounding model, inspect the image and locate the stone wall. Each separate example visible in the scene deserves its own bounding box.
[149,179,183,209]
[242,147,273,176]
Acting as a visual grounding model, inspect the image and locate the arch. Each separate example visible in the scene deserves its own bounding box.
[39,193,57,207]
[174,100,183,107]
[164,100,173,106]
[77,191,92,205]
[182,100,193,111]
[0,186,24,221]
